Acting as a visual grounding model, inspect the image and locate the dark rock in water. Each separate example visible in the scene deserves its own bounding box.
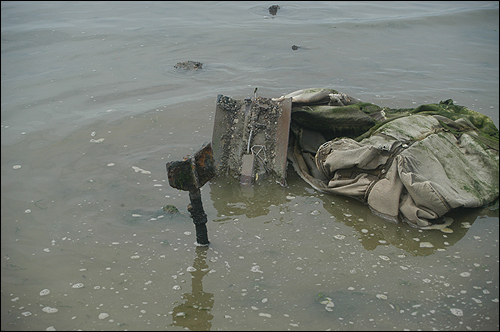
[268,5,280,15]
[163,205,179,214]
[174,61,203,71]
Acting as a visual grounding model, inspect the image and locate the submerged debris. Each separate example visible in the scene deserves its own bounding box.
[212,95,290,184]
[174,61,203,71]
[268,5,280,15]
[163,204,179,214]
[285,87,499,231]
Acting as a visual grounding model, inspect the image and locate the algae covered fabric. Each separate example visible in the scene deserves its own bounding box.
[286,88,499,231]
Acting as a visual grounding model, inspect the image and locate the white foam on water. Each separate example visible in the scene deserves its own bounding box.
[42,306,58,313]
[98,313,109,319]
[132,166,151,174]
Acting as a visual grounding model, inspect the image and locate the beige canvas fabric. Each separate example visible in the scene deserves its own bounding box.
[290,114,499,230]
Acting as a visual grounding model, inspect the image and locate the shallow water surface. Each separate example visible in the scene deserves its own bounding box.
[1,1,499,331]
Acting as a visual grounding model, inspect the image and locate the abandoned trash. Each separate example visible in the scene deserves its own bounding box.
[285,88,498,231]
[166,143,215,246]
[174,61,203,71]
[166,87,498,234]
[211,94,291,185]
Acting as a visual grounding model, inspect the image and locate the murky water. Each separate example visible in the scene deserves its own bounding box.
[1,1,498,331]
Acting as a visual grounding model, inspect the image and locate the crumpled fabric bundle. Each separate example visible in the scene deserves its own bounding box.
[286,88,499,230]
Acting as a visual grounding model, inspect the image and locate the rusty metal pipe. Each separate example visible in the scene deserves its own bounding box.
[166,143,215,246]
[188,189,209,246]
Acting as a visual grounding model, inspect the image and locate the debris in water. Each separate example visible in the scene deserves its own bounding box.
[268,4,280,15]
[450,308,463,316]
[420,242,434,248]
[163,205,179,214]
[13,165,21,169]
[174,61,203,70]
[72,283,84,289]
[40,289,50,296]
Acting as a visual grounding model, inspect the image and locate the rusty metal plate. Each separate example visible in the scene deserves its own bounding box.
[274,97,292,184]
[211,94,292,184]
[193,142,216,188]
[166,142,215,192]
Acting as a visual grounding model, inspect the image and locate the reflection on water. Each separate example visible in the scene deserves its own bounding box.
[171,246,214,331]
[210,177,289,220]
[318,193,478,256]
[207,170,490,256]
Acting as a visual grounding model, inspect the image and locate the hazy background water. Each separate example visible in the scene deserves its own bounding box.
[1,1,498,331]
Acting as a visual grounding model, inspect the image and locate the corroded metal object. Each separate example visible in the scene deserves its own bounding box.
[211,95,292,185]
[166,142,215,246]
